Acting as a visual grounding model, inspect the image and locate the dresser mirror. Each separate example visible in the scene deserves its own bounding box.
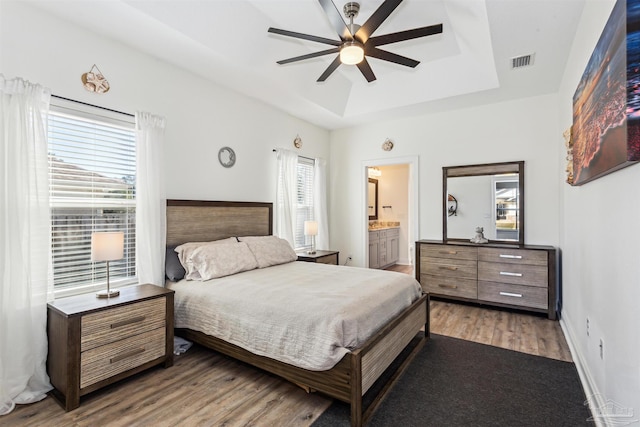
[443,161,524,245]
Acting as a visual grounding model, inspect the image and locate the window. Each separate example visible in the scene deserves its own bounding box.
[48,100,136,293]
[294,157,315,250]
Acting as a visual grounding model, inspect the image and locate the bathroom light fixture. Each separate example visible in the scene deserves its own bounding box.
[368,167,382,178]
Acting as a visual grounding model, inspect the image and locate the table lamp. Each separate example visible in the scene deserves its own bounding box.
[304,220,318,254]
[91,231,124,298]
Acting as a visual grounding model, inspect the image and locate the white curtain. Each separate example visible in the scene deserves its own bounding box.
[275,148,298,247]
[313,157,329,250]
[0,75,53,415]
[135,112,166,286]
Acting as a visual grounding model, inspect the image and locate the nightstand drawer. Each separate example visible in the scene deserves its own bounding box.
[81,298,166,352]
[80,327,166,388]
[316,254,338,265]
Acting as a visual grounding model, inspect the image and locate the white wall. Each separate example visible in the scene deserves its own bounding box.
[557,0,640,421]
[329,94,560,267]
[0,1,329,205]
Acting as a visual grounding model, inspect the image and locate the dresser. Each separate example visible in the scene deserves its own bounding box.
[416,240,557,319]
[47,284,174,411]
[369,227,400,269]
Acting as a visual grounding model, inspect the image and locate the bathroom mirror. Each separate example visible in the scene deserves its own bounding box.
[443,161,524,245]
[368,178,378,220]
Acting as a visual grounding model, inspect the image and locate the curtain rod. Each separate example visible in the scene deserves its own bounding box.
[272,149,313,161]
[51,94,135,118]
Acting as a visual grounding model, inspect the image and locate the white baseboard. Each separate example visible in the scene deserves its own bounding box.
[560,312,609,427]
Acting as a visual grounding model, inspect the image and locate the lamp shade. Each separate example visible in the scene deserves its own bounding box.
[91,232,124,262]
[304,220,318,236]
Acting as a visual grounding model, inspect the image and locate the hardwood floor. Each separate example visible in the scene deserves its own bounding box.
[2,264,572,426]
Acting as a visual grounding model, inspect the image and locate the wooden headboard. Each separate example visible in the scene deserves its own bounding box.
[166,200,273,246]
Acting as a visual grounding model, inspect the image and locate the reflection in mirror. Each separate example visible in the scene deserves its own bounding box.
[368,178,378,220]
[443,161,524,245]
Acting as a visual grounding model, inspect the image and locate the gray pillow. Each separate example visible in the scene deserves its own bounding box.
[165,245,186,281]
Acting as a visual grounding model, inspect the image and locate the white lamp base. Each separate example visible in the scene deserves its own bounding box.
[96,288,120,298]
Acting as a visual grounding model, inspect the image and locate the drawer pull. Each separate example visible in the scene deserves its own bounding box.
[438,284,458,289]
[110,347,146,364]
[439,266,458,271]
[499,271,523,277]
[111,316,146,329]
[439,250,458,255]
[499,291,523,298]
[499,254,522,259]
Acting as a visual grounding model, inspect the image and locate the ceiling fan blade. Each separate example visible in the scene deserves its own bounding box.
[268,27,341,46]
[317,0,352,40]
[355,0,403,43]
[357,58,377,82]
[317,56,342,82]
[277,48,340,65]
[365,46,420,68]
[368,24,443,47]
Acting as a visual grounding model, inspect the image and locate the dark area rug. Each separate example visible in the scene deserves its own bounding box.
[312,334,591,427]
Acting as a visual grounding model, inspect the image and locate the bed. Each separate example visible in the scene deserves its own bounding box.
[165,199,429,427]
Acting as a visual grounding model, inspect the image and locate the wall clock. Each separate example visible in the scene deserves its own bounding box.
[218,146,236,168]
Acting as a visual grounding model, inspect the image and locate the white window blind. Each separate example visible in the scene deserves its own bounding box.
[295,157,315,250]
[48,102,136,290]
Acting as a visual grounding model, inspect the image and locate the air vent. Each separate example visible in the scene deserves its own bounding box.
[511,54,535,69]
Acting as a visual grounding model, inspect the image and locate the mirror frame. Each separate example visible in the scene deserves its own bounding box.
[368,178,378,220]
[443,161,525,246]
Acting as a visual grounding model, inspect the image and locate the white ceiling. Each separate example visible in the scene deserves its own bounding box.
[27,0,586,130]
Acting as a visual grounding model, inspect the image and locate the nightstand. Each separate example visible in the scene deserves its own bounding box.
[297,250,339,265]
[47,284,174,411]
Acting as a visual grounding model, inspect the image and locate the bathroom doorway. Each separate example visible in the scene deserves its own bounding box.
[363,156,419,274]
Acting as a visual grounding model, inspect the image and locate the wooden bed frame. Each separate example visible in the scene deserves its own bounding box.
[166,199,429,427]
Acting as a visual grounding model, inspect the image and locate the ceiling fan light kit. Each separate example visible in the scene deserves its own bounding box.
[268,0,443,83]
[340,41,364,65]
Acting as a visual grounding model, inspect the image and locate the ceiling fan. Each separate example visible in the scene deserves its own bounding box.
[267,0,443,83]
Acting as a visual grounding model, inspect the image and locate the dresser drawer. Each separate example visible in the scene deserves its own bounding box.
[421,244,477,261]
[478,247,547,266]
[478,281,548,310]
[421,257,477,280]
[81,298,166,352]
[421,274,477,299]
[80,327,166,388]
[478,261,547,287]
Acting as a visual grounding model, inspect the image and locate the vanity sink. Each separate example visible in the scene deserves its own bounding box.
[368,221,400,230]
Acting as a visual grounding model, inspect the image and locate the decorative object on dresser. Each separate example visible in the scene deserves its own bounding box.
[415,240,558,319]
[296,249,339,265]
[304,220,318,254]
[444,161,524,246]
[470,226,488,244]
[91,231,124,298]
[47,284,174,411]
[369,226,400,269]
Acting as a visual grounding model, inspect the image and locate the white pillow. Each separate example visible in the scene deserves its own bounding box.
[175,237,238,280]
[238,235,297,268]
[189,241,258,280]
